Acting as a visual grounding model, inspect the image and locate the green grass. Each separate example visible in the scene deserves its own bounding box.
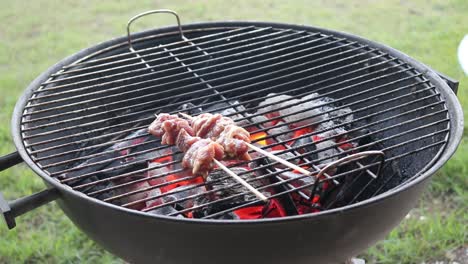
[0,0,467,263]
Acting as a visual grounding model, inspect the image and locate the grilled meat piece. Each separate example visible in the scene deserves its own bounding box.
[148,113,194,145]
[149,114,224,177]
[177,130,224,177]
[192,113,232,139]
[216,125,251,160]
[148,112,251,176]
[189,113,252,160]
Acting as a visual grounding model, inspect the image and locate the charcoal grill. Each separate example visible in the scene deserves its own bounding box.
[0,10,463,264]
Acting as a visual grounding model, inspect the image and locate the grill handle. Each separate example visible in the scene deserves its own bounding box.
[435,71,459,95]
[0,151,59,229]
[0,152,23,170]
[127,9,186,51]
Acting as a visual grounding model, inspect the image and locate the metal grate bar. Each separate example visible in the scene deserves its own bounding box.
[59,26,258,71]
[22,44,371,140]
[24,50,388,129]
[43,28,294,85]
[24,65,413,154]
[96,107,448,204]
[24,47,388,145]
[93,105,447,202]
[44,82,435,174]
[51,78,436,179]
[80,101,445,198]
[23,35,349,116]
[27,32,322,104]
[26,55,397,155]
[80,103,446,200]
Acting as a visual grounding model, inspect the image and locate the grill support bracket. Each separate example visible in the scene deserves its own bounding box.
[0,152,59,229]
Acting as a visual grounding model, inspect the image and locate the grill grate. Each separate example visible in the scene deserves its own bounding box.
[20,25,449,220]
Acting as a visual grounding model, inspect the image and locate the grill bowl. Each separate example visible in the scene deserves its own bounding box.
[2,21,463,264]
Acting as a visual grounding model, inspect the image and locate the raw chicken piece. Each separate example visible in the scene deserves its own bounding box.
[148,113,194,145]
[177,130,224,177]
[189,113,251,160]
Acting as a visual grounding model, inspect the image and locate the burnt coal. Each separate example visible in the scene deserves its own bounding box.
[60,129,159,184]
[161,184,207,209]
[204,167,269,203]
[146,205,184,218]
[191,166,272,219]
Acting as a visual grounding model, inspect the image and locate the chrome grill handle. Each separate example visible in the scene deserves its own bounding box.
[127,9,186,51]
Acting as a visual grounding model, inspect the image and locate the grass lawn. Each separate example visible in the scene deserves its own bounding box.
[0,0,466,263]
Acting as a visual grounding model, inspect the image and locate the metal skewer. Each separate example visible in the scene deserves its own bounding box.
[246,143,313,175]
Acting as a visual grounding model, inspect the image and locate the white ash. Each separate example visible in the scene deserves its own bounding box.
[256,93,324,127]
[248,114,269,125]
[267,121,293,142]
[316,105,354,137]
[219,100,248,123]
[144,187,163,208]
[314,136,340,164]
[257,93,293,114]
[146,159,173,182]
[248,113,276,127]
[256,93,353,130]
[279,98,323,127]
[204,100,248,124]
[178,103,203,115]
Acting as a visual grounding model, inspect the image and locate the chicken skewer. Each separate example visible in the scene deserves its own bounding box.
[149,114,268,202]
[178,112,315,178]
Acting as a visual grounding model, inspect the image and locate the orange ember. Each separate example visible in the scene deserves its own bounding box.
[160,173,203,193]
[152,155,172,164]
[151,155,203,193]
[250,132,268,145]
[287,127,314,146]
[264,113,283,126]
[292,127,314,139]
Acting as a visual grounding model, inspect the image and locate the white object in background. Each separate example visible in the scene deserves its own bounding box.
[458,35,468,75]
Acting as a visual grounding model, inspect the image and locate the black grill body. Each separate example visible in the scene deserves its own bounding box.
[0,21,463,264]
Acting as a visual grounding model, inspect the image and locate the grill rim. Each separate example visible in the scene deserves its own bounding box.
[11,21,463,224]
